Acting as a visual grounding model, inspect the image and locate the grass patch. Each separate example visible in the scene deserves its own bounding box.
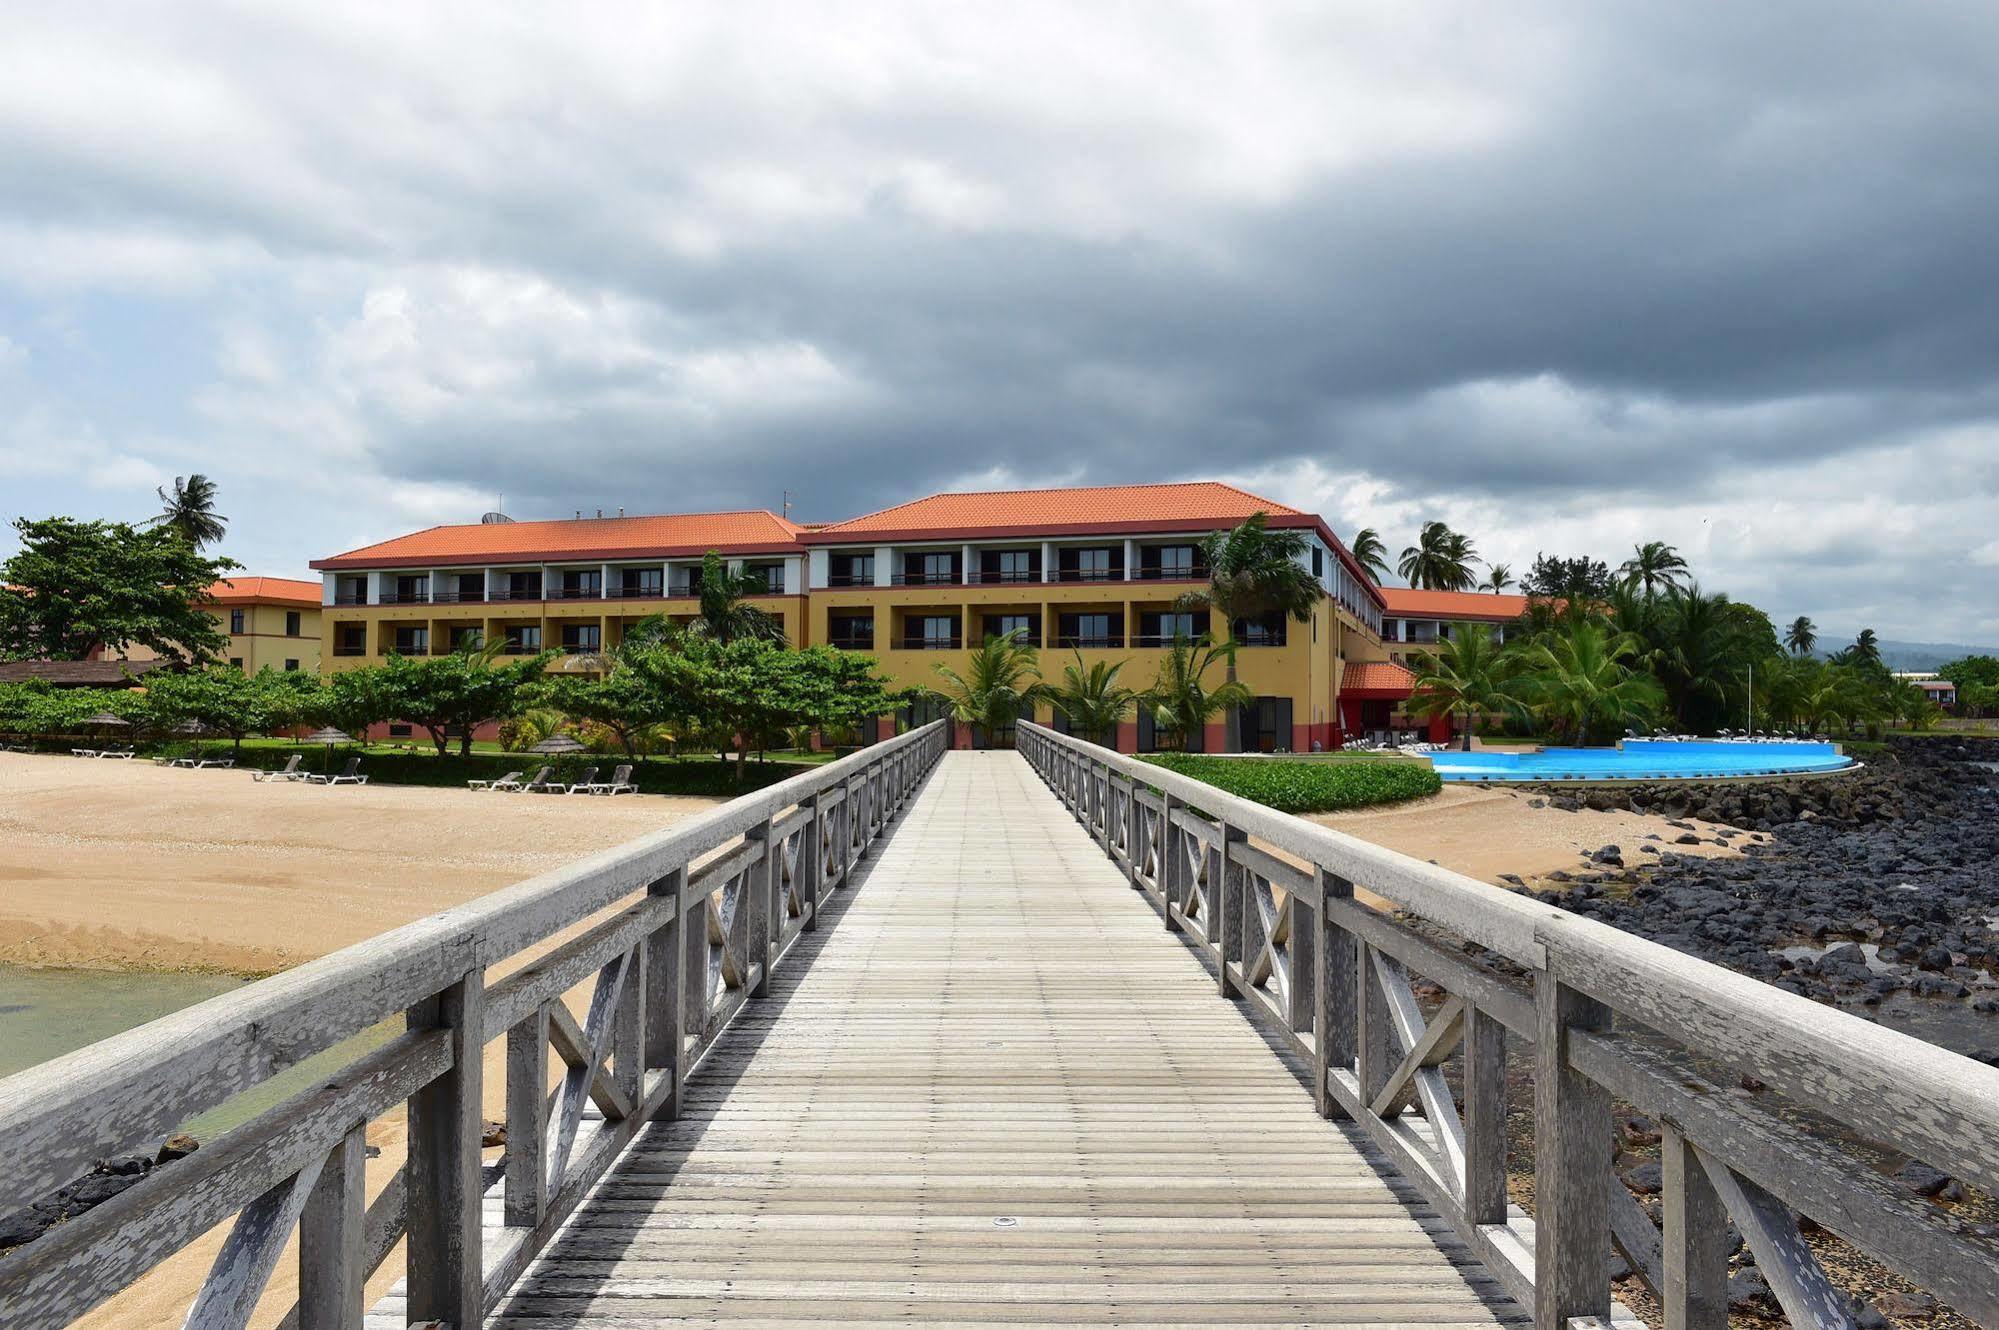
[1140,753,1442,814]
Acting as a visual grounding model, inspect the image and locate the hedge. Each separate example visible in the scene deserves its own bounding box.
[1140,753,1441,814]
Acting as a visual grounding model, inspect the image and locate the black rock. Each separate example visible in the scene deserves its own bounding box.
[1894,1160,1951,1196]
[1621,1160,1662,1194]
[1728,1268,1774,1312]
[0,1206,41,1249]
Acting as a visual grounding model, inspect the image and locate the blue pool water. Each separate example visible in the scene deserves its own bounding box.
[1428,739,1855,783]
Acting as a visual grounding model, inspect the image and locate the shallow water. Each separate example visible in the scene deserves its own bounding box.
[0,964,399,1139]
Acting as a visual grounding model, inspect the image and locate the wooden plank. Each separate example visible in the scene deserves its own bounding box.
[1660,1128,1727,1330]
[405,970,486,1327]
[297,1125,366,1330]
[1533,978,1611,1330]
[184,1154,326,1330]
[1695,1150,1855,1330]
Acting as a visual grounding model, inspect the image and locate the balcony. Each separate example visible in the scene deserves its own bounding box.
[1056,635,1124,650]
[1052,568,1120,584]
[431,590,486,605]
[616,585,666,601]
[969,569,1039,585]
[333,592,368,606]
[377,591,430,606]
[332,646,368,658]
[828,636,876,651]
[1130,634,1191,648]
[900,636,964,650]
[500,642,542,656]
[825,573,875,587]
[891,571,961,586]
[548,586,604,601]
[1131,565,1206,582]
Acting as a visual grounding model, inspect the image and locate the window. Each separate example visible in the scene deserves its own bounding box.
[621,567,663,598]
[907,615,960,648]
[1143,545,1198,579]
[504,625,542,654]
[828,612,874,649]
[285,610,302,637]
[1236,696,1294,753]
[982,613,1038,646]
[388,723,412,738]
[1137,611,1199,646]
[284,659,300,672]
[1060,547,1117,581]
[440,572,484,603]
[393,626,429,655]
[829,553,874,586]
[561,624,602,652]
[1058,612,1122,648]
[1312,546,1324,578]
[505,570,543,602]
[392,575,429,604]
[901,552,958,585]
[746,563,784,594]
[452,626,484,651]
[674,564,703,596]
[229,609,245,634]
[336,576,367,606]
[1232,613,1287,647]
[558,570,602,599]
[334,624,367,657]
[981,549,1037,584]
[229,657,243,670]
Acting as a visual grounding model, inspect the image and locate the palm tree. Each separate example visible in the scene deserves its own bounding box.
[1850,628,1881,666]
[1141,635,1253,751]
[1407,623,1517,750]
[1397,521,1478,592]
[1648,585,1740,732]
[1510,619,1663,745]
[154,474,228,548]
[1479,563,1515,594]
[1049,652,1137,746]
[1618,541,1689,597]
[1784,615,1817,657]
[1174,513,1322,751]
[930,628,1047,748]
[690,551,784,644]
[1348,528,1391,583]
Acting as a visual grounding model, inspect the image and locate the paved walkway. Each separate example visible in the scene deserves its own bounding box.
[489,751,1523,1327]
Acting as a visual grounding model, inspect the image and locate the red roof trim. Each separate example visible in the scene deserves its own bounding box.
[311,540,802,571]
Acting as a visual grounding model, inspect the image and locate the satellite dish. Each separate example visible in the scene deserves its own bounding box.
[480,512,514,524]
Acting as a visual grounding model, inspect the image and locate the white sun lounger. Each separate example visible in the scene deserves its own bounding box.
[306,757,368,786]
[468,770,525,791]
[252,755,305,782]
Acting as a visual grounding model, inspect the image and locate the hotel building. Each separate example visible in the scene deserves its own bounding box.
[311,483,1508,751]
[97,576,323,675]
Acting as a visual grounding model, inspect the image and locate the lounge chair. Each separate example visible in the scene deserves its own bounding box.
[195,756,235,769]
[100,746,137,760]
[253,755,304,782]
[560,766,599,795]
[586,764,636,795]
[468,769,525,791]
[513,767,556,794]
[307,757,368,786]
[70,747,99,758]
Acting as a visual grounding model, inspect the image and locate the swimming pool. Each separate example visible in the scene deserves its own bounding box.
[1427,739,1855,783]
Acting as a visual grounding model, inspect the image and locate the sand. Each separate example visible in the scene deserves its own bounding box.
[0,751,716,973]
[1310,783,1758,886]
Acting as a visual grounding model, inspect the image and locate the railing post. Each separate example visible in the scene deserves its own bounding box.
[682,870,709,1056]
[804,791,826,931]
[1661,1125,1729,1330]
[404,968,485,1327]
[1217,823,1246,997]
[1464,1005,1508,1223]
[298,1124,366,1330]
[1533,975,1613,1330]
[646,866,687,1116]
[613,936,643,1111]
[1161,794,1183,933]
[503,1002,549,1225]
[749,816,776,998]
[1357,943,1393,1109]
[1313,871,1354,1118]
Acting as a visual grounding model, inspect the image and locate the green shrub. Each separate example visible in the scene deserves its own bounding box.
[1140,753,1441,813]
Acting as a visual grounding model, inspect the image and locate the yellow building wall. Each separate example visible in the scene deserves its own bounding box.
[215,604,321,675]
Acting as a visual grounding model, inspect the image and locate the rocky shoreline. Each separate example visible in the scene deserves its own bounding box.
[1528,736,1999,1049]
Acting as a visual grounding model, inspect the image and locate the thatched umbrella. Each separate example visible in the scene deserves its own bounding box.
[80,711,130,751]
[170,717,212,761]
[529,734,587,755]
[302,725,354,773]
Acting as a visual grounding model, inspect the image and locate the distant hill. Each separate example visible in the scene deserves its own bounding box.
[1816,638,1999,671]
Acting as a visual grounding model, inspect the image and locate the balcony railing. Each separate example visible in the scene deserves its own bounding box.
[617,585,666,600]
[332,593,367,606]
[825,572,874,587]
[1056,635,1123,650]
[548,585,604,601]
[1052,568,1120,583]
[981,633,1041,647]
[1130,633,1199,648]
[827,637,876,651]
[488,587,544,602]
[500,642,542,655]
[1131,565,1206,581]
[431,590,486,604]
[900,636,964,650]
[377,591,429,605]
[891,571,961,586]
[332,646,367,658]
[970,569,1039,584]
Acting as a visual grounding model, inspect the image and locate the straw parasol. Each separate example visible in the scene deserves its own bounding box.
[303,725,354,773]
[529,734,587,755]
[80,711,129,728]
[170,717,212,760]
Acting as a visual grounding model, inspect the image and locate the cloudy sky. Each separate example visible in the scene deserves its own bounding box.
[2,3,1995,642]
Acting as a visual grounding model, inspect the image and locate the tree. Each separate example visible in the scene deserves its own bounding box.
[1522,552,1613,603]
[1175,513,1322,751]
[690,551,785,644]
[1510,618,1663,745]
[1849,628,1882,666]
[371,644,551,756]
[1647,585,1748,733]
[1049,652,1136,746]
[1618,541,1690,597]
[1784,615,1817,657]
[1397,521,1478,592]
[788,646,904,745]
[142,666,281,753]
[536,670,684,760]
[1480,563,1515,594]
[929,628,1047,748]
[154,474,228,548]
[1347,528,1391,583]
[0,517,240,663]
[1141,635,1253,751]
[1407,623,1518,750]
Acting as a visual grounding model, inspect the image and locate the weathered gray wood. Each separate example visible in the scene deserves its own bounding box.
[404,970,485,1327]
[1696,1149,1854,1330]
[615,938,644,1111]
[1463,1006,1508,1227]
[548,952,632,1197]
[645,867,687,1110]
[1217,823,1246,996]
[1660,1128,1727,1330]
[504,1004,550,1227]
[482,893,669,1038]
[184,1154,326,1330]
[298,1124,366,1330]
[749,818,775,999]
[1315,870,1353,1119]
[1533,977,1611,1330]
[1368,995,1464,1119]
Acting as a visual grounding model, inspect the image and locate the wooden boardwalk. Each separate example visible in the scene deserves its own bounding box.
[463,751,1524,1328]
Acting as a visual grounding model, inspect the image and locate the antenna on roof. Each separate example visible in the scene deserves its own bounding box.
[782,490,794,521]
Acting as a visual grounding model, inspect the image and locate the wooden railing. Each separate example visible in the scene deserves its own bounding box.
[0,720,948,1329]
[1018,722,1999,1330]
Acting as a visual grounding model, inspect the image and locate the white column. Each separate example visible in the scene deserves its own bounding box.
[783,556,804,595]
[487,566,505,603]
[1123,538,1138,580]
[1041,541,1056,583]
[320,573,336,607]
[874,546,893,588]
[808,549,829,590]
[601,562,614,598]
[961,543,976,585]
[366,571,383,604]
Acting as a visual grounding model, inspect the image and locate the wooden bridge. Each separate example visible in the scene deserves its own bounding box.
[2,721,1995,1329]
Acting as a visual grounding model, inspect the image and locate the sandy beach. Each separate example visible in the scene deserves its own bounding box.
[0,751,715,973]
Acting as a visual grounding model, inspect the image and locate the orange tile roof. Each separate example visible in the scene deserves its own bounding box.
[204,576,323,606]
[310,511,804,571]
[1340,660,1418,693]
[801,482,1308,542]
[1378,587,1534,621]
